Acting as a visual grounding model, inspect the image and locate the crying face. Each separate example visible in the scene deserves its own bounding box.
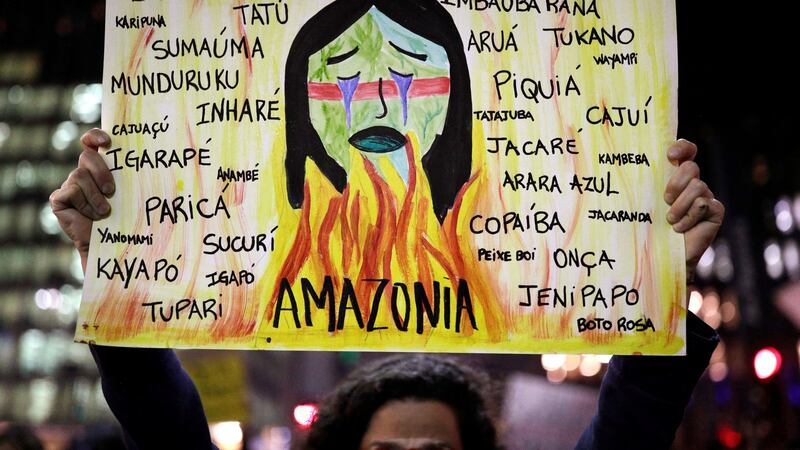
[306,7,450,180]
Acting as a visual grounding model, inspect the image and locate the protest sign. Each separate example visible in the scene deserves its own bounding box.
[77,0,685,354]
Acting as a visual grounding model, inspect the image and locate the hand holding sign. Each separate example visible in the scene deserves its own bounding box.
[664,139,725,278]
[49,129,115,272]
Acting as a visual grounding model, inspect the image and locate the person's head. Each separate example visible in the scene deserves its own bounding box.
[305,355,501,450]
[285,0,472,222]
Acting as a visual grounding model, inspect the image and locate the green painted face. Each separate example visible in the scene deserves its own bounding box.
[307,7,450,179]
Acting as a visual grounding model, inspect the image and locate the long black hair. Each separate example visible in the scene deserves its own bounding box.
[304,355,502,450]
[284,0,472,222]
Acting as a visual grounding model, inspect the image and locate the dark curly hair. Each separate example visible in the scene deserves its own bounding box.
[304,354,502,450]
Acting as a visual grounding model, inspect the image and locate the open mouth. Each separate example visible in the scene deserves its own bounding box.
[348,126,406,153]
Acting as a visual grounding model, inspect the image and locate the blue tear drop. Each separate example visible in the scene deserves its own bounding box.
[337,75,360,128]
[390,70,413,125]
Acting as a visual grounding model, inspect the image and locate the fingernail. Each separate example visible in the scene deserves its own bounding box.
[98,202,110,214]
[102,183,115,195]
[666,212,676,223]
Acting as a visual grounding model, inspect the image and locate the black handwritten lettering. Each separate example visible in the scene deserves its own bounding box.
[518,284,639,308]
[271,277,475,333]
[586,97,652,127]
[487,137,578,157]
[473,109,534,122]
[593,52,638,68]
[598,152,650,167]
[196,97,281,126]
[587,209,653,223]
[439,0,600,19]
[115,15,166,29]
[217,165,260,182]
[106,145,211,173]
[468,24,518,53]
[470,204,564,235]
[111,116,170,139]
[145,195,230,226]
[233,2,289,25]
[96,256,180,289]
[502,172,561,193]
[552,248,616,277]
[494,69,581,102]
[97,227,153,246]
[151,32,264,60]
[205,269,255,287]
[544,25,633,47]
[110,69,240,96]
[142,298,222,322]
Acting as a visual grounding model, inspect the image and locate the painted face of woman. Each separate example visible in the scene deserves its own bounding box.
[307,7,451,182]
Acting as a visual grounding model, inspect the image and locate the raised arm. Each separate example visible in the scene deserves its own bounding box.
[50,129,215,450]
[576,140,725,450]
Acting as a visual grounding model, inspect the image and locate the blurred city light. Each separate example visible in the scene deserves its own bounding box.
[563,355,581,371]
[688,290,703,314]
[541,354,566,371]
[210,421,244,450]
[39,203,62,235]
[70,83,102,123]
[15,160,35,188]
[696,246,715,280]
[754,347,782,381]
[51,120,78,151]
[0,122,9,146]
[260,426,291,450]
[713,241,735,282]
[701,290,722,329]
[764,240,783,279]
[783,240,800,280]
[775,197,794,234]
[579,356,602,377]
[717,423,742,449]
[546,367,567,384]
[709,362,728,382]
[292,403,318,429]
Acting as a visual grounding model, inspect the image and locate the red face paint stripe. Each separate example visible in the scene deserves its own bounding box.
[307,77,450,101]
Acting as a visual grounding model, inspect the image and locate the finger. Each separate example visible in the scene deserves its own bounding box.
[684,199,725,266]
[667,178,713,224]
[706,198,725,224]
[672,197,722,233]
[664,161,700,205]
[80,128,111,153]
[50,183,95,219]
[52,206,92,252]
[667,139,697,166]
[79,149,115,195]
[67,168,111,218]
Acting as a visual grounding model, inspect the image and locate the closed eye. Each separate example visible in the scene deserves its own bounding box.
[388,67,413,78]
[337,71,361,81]
[327,46,359,65]
[389,41,428,61]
